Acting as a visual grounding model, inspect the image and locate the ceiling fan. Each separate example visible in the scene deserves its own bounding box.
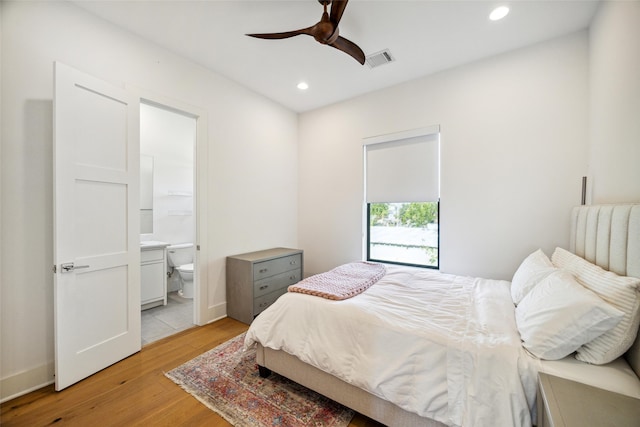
[246,0,366,65]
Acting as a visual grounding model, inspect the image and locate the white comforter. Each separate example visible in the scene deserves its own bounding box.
[244,265,538,427]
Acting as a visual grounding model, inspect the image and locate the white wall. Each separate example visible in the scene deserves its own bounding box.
[588,1,640,203]
[298,31,589,280]
[0,1,298,401]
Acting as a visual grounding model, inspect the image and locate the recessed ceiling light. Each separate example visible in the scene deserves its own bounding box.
[489,6,509,21]
[297,82,309,90]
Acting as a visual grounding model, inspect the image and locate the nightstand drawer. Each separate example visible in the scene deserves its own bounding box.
[253,254,302,281]
[254,288,288,316]
[254,268,301,298]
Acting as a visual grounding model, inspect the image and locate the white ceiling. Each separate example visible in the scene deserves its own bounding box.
[73,0,600,113]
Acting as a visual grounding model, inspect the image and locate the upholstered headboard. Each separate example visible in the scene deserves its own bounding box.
[569,204,640,376]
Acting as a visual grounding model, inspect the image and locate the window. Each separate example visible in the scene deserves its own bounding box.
[363,127,440,268]
[368,202,439,268]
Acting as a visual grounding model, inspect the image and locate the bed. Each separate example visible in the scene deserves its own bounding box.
[244,204,640,426]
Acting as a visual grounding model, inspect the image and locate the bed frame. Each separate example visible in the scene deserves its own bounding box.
[256,204,640,426]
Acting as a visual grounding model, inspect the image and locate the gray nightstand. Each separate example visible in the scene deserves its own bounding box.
[537,372,640,427]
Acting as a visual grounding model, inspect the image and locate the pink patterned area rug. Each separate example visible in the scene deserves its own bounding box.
[165,333,354,427]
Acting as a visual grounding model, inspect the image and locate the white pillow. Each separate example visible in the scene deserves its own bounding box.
[511,249,555,305]
[551,247,640,364]
[516,270,624,360]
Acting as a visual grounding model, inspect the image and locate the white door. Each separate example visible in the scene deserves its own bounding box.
[53,62,141,390]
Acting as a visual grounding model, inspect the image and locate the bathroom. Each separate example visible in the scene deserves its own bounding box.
[139,101,197,345]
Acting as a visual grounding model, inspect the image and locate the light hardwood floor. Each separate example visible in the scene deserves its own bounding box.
[1,317,381,426]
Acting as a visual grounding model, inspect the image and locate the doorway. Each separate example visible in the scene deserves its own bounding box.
[139,101,198,345]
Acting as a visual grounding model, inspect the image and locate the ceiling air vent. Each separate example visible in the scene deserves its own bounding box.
[366,49,394,69]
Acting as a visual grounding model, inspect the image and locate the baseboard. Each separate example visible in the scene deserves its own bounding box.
[203,301,227,325]
[1,361,55,403]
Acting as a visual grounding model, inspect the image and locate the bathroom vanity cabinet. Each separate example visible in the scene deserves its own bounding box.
[141,242,169,310]
[226,247,303,324]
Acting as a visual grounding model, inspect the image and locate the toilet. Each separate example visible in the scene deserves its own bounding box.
[166,243,194,299]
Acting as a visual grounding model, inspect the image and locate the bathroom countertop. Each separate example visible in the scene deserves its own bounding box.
[140,241,170,250]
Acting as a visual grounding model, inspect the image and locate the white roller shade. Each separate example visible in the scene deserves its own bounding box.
[365,128,439,203]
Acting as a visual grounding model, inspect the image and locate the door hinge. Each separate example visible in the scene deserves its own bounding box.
[53,265,57,273]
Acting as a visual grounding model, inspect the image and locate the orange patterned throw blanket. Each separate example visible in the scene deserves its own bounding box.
[288,261,387,300]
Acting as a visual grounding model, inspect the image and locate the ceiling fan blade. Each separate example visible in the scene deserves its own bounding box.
[330,35,365,65]
[246,27,313,40]
[329,0,349,27]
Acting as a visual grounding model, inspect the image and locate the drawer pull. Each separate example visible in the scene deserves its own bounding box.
[290,276,296,280]
[259,285,269,290]
[290,261,297,265]
[259,302,269,308]
[260,268,268,273]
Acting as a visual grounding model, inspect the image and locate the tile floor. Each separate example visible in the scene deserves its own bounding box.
[141,291,194,346]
